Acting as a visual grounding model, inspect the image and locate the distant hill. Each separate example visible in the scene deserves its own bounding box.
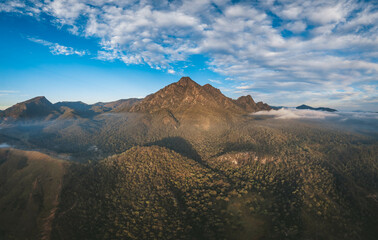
[0,96,58,121]
[270,106,284,110]
[55,101,91,112]
[108,98,142,112]
[296,104,337,112]
[0,77,270,124]
[0,98,142,122]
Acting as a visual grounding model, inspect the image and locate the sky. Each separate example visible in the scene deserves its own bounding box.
[0,0,377,111]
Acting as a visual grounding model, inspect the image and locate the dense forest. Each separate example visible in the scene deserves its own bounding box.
[45,118,377,240]
[2,113,376,239]
[0,79,377,239]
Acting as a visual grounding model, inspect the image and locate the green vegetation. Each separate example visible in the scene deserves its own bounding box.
[0,149,68,240]
[0,114,377,239]
[46,118,377,239]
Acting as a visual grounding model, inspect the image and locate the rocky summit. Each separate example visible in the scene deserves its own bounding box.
[130,77,270,115]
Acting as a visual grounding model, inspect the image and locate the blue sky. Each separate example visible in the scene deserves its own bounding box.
[0,0,377,111]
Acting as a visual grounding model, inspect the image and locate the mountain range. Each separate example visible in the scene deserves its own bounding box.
[0,77,377,240]
[0,77,270,123]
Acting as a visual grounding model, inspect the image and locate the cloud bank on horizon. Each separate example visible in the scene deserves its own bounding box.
[252,108,338,120]
[252,108,378,132]
[0,0,377,110]
[253,108,378,132]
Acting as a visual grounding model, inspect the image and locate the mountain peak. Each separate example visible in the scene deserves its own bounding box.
[130,77,271,120]
[176,77,199,87]
[0,96,56,121]
[25,96,50,104]
[235,95,259,112]
[32,96,46,100]
[236,95,255,104]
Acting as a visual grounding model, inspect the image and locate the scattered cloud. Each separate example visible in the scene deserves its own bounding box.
[0,90,18,93]
[209,79,222,84]
[167,69,176,74]
[27,37,88,56]
[0,90,19,97]
[1,0,377,110]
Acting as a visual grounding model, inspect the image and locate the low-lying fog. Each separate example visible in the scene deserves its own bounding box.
[0,143,12,148]
[252,108,378,134]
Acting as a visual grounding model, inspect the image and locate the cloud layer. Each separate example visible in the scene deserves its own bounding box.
[252,108,338,120]
[1,0,377,110]
[252,108,378,133]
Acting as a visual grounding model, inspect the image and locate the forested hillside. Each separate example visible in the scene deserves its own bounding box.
[49,126,377,239]
[0,78,377,239]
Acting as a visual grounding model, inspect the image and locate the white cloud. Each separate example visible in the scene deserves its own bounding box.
[0,90,18,93]
[252,108,378,133]
[1,0,377,110]
[285,21,307,33]
[209,79,222,84]
[0,90,19,97]
[252,108,338,119]
[308,4,348,24]
[27,37,88,56]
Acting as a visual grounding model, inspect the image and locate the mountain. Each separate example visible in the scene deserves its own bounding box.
[55,101,91,112]
[128,77,271,129]
[90,99,140,112]
[0,96,58,121]
[296,104,337,112]
[109,98,142,112]
[0,80,377,239]
[0,77,270,124]
[130,77,270,116]
[235,95,259,112]
[270,106,285,110]
[234,95,271,112]
[52,145,230,239]
[0,98,143,122]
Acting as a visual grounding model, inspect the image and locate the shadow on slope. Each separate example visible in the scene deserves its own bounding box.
[146,137,202,162]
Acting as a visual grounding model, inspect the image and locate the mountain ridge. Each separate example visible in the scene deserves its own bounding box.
[0,77,270,122]
[130,77,270,115]
[0,96,57,121]
[296,104,337,112]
